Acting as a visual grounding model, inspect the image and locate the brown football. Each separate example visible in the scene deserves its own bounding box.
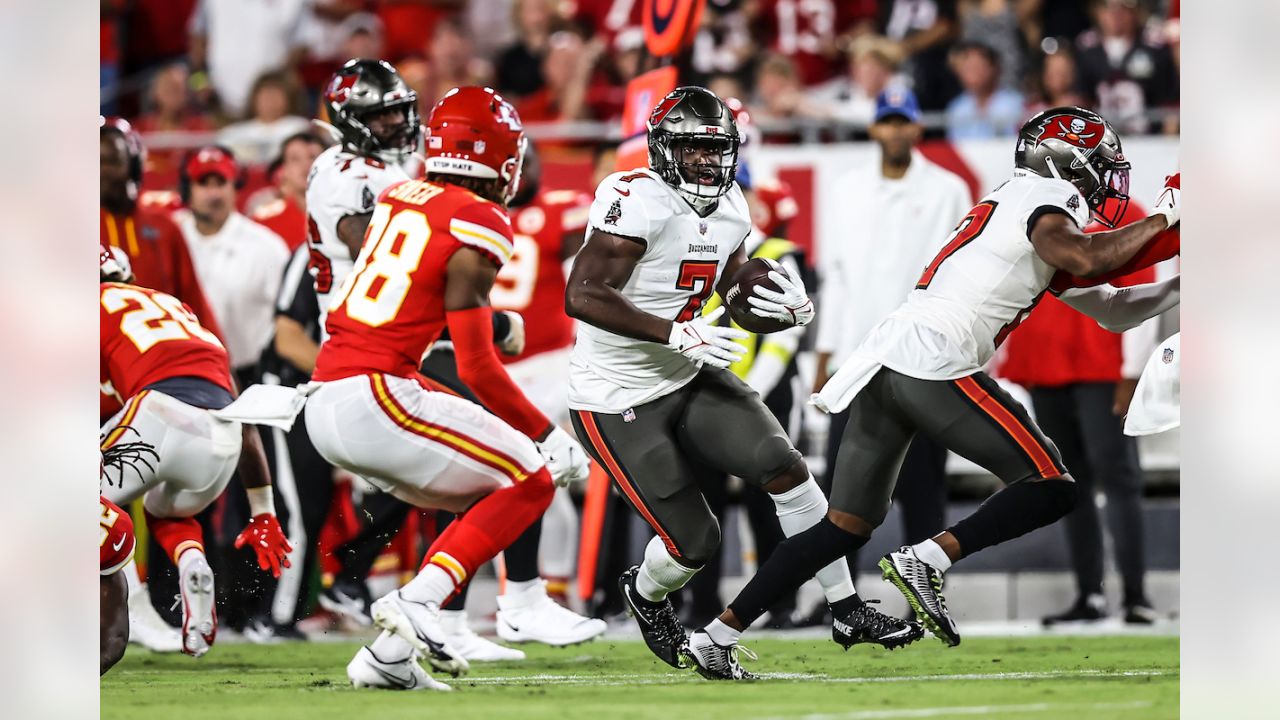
[724,257,792,334]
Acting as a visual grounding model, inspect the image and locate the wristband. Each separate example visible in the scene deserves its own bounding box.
[246,486,275,517]
[491,310,512,343]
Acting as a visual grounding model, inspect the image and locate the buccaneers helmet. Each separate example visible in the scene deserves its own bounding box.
[323,59,420,165]
[646,87,740,206]
[1015,106,1130,227]
[425,86,527,205]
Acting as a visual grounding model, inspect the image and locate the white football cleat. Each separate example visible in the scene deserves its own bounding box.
[347,646,451,691]
[440,610,526,662]
[127,586,183,653]
[370,590,470,677]
[179,553,217,658]
[496,580,607,646]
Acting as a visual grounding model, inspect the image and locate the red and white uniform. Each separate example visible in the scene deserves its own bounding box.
[491,190,590,424]
[100,496,136,576]
[750,177,800,238]
[305,145,413,333]
[307,180,548,513]
[100,282,241,518]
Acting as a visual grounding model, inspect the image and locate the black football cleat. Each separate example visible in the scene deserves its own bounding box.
[879,546,961,647]
[1042,594,1107,627]
[831,597,923,650]
[619,566,689,668]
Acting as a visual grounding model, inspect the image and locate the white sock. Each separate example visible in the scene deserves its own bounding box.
[703,618,741,647]
[123,559,145,598]
[771,477,857,603]
[369,630,415,663]
[636,536,698,602]
[400,563,457,605]
[912,539,953,573]
[503,578,541,597]
[538,488,579,578]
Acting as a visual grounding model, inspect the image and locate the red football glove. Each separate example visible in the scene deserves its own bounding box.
[234,514,293,578]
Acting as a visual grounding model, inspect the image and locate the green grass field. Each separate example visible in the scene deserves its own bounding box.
[102,635,1177,720]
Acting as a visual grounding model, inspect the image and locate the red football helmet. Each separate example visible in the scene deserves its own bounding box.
[425,86,527,204]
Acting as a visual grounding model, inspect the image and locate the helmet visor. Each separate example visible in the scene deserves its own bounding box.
[1092,161,1131,228]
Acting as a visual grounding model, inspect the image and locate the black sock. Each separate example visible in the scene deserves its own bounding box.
[504,516,543,583]
[948,479,1076,559]
[727,518,868,628]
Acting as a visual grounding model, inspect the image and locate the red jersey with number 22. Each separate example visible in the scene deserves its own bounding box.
[492,190,590,361]
[314,180,517,381]
[100,282,234,405]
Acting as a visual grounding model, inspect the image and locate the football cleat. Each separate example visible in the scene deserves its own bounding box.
[831,597,924,650]
[127,586,183,653]
[347,646,451,691]
[496,580,607,647]
[179,553,217,657]
[370,590,469,677]
[1124,603,1160,625]
[619,566,689,668]
[440,610,526,661]
[879,546,960,647]
[319,582,373,627]
[685,630,757,680]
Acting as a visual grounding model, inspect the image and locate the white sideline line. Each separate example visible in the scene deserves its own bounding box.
[755,700,1155,720]
[457,668,1175,687]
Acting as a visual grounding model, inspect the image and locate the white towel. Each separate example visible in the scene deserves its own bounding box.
[811,353,884,414]
[210,382,319,431]
[1124,333,1180,436]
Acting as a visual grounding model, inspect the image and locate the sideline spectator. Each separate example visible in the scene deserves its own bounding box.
[133,63,215,180]
[751,53,825,123]
[945,41,1026,139]
[175,146,290,374]
[247,132,329,252]
[879,0,960,111]
[496,0,559,99]
[375,0,462,62]
[515,31,605,124]
[1025,40,1087,115]
[188,0,307,118]
[748,0,878,87]
[401,16,494,113]
[690,1,756,88]
[808,36,906,126]
[219,71,313,166]
[958,0,1027,90]
[1075,0,1178,134]
[813,89,971,601]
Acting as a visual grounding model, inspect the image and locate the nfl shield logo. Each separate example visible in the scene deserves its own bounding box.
[1162,347,1175,364]
[623,408,636,423]
[698,221,708,235]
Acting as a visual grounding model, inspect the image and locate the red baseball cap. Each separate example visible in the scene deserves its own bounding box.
[185,146,239,182]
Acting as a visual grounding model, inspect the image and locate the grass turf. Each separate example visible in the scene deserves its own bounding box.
[102,635,1177,720]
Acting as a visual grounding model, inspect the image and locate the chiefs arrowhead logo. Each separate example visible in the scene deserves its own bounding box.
[325,74,360,106]
[1033,114,1105,150]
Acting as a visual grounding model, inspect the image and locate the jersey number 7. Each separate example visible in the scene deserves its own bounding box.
[916,201,998,290]
[674,260,719,322]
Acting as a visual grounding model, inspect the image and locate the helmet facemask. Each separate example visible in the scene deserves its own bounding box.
[352,99,422,165]
[652,133,739,208]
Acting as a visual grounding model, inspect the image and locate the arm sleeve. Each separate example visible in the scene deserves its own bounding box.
[1059,275,1180,333]
[446,306,552,439]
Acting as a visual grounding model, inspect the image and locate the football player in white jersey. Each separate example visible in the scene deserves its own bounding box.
[306,60,604,660]
[565,86,922,673]
[688,107,1182,678]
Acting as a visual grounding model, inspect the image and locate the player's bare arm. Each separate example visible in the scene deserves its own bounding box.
[336,212,372,258]
[715,242,750,299]
[1029,212,1170,279]
[564,228,671,343]
[100,572,129,675]
[273,315,318,374]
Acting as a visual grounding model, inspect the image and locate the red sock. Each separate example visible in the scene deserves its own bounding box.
[420,468,553,590]
[145,511,205,564]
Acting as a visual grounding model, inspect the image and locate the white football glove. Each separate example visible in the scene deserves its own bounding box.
[667,306,748,369]
[1152,172,1179,228]
[537,425,590,488]
[496,310,526,356]
[747,261,815,327]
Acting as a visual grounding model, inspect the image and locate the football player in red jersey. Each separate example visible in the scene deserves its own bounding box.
[306,87,591,690]
[490,144,591,600]
[100,117,223,341]
[99,246,291,658]
[100,440,157,675]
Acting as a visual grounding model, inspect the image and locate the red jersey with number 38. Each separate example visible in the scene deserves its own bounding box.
[492,190,590,361]
[313,179,517,381]
[100,282,234,405]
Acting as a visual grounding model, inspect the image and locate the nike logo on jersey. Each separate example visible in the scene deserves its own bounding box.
[112,536,127,552]
[614,187,631,196]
